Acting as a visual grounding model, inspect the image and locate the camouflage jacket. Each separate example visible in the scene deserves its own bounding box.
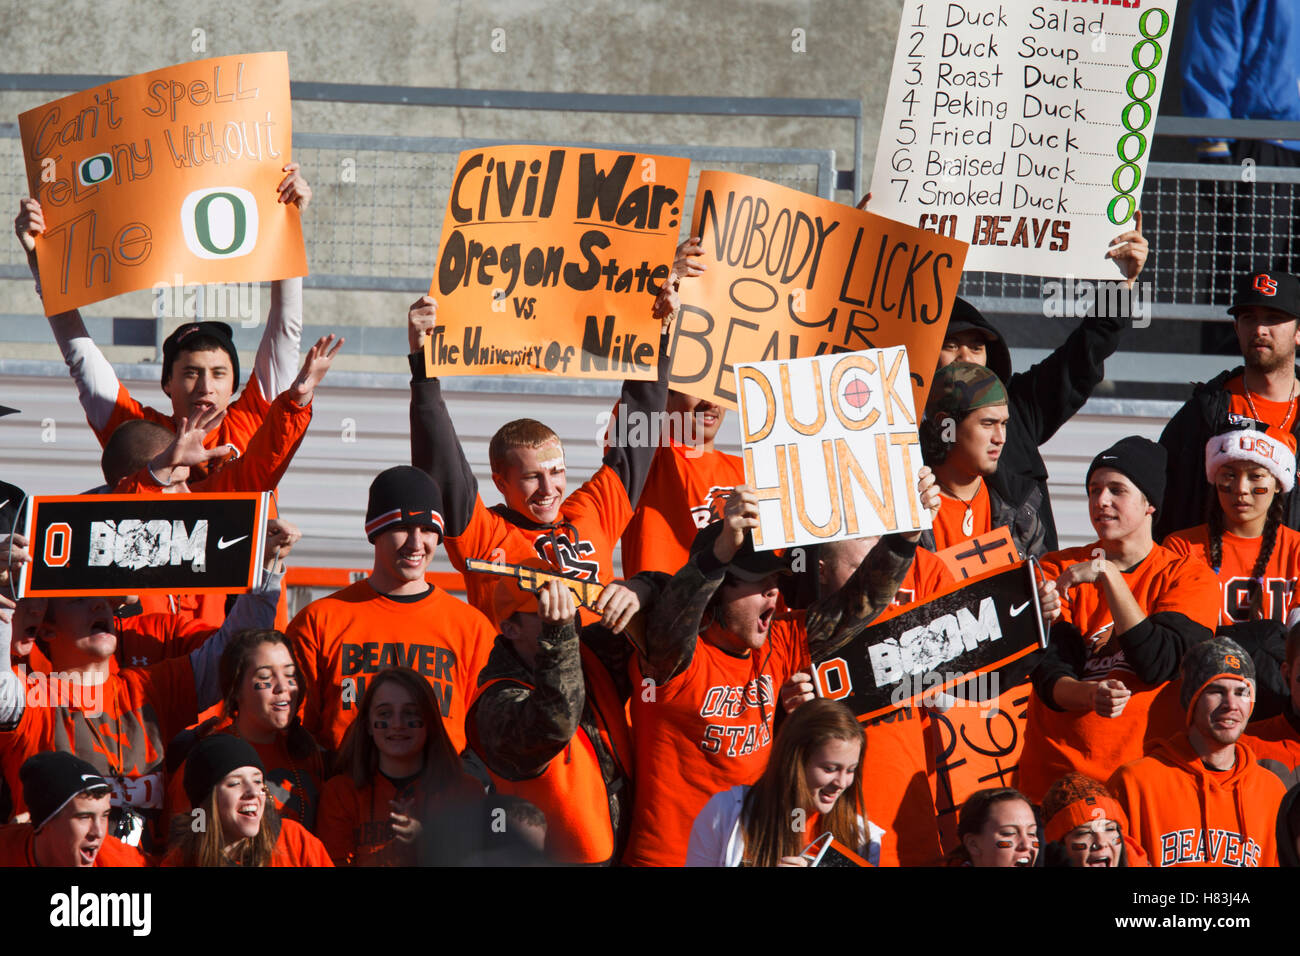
[467,577,661,862]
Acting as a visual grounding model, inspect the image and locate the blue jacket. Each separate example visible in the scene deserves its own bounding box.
[1181,0,1300,153]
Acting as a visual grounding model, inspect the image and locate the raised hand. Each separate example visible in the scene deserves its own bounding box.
[408,295,438,354]
[712,485,760,564]
[290,334,344,406]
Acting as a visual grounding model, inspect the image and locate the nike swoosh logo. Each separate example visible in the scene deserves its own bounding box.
[217,535,248,550]
[1010,601,1030,617]
[1099,455,1117,460]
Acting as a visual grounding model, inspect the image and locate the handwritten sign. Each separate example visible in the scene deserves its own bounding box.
[737,346,929,551]
[18,493,268,597]
[868,1,1178,277]
[19,52,306,316]
[812,562,1042,722]
[672,171,967,411]
[935,526,1018,580]
[931,680,1033,854]
[424,145,689,379]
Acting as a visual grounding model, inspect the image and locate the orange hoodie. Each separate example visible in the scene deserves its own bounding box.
[1108,732,1286,867]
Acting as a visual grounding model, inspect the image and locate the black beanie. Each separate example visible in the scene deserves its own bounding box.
[1085,436,1166,513]
[183,735,264,807]
[161,320,241,390]
[365,466,445,542]
[20,752,112,831]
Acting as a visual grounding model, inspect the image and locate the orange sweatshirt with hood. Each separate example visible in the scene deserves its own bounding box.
[1108,732,1286,867]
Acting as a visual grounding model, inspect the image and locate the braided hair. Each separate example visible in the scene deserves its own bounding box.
[1207,481,1289,621]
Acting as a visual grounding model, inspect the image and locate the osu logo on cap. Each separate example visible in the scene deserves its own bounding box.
[1225,653,1242,670]
[1253,274,1278,296]
[180,187,259,260]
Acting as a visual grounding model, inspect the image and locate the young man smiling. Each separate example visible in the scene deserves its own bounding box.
[406,295,669,626]
[13,165,313,479]
[1019,437,1221,802]
[287,466,497,755]
[1109,638,1286,867]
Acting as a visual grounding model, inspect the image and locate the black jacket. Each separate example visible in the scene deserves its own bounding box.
[917,469,1049,560]
[960,305,1124,551]
[1156,365,1300,541]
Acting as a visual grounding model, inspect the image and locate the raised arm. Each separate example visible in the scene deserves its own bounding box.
[638,489,755,683]
[250,164,312,400]
[16,199,129,438]
[407,296,479,536]
[188,524,292,709]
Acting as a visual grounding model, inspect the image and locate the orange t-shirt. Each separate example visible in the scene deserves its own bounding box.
[880,546,956,617]
[930,482,992,552]
[619,441,745,577]
[1018,542,1220,802]
[0,825,148,867]
[160,817,334,867]
[315,770,481,866]
[115,612,213,669]
[1242,711,1300,776]
[446,466,634,627]
[135,593,228,632]
[287,581,496,754]
[1164,524,1300,625]
[623,615,811,867]
[1225,376,1300,434]
[96,376,271,482]
[0,657,197,846]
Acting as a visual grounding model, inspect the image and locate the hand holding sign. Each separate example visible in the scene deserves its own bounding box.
[276,162,312,212]
[1105,209,1147,289]
[592,581,640,634]
[713,486,761,564]
[18,53,306,316]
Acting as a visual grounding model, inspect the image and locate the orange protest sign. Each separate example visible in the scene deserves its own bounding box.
[671,171,968,411]
[935,527,1019,581]
[930,680,1032,855]
[424,145,689,379]
[19,52,306,317]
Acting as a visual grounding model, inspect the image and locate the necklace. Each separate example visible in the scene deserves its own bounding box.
[234,722,308,823]
[1242,378,1298,433]
[939,479,982,537]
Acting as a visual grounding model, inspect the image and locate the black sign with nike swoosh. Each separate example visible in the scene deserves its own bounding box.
[20,493,268,597]
[812,562,1045,721]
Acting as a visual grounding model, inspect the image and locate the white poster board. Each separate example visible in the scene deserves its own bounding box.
[869,1,1178,278]
[737,346,931,551]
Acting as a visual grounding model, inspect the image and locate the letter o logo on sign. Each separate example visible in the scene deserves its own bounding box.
[180,187,259,259]
[44,522,72,568]
[815,658,853,701]
[77,153,114,186]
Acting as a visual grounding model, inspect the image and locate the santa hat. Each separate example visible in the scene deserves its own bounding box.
[1204,426,1296,493]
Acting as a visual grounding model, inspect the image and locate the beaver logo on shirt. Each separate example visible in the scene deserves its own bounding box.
[690,486,736,529]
